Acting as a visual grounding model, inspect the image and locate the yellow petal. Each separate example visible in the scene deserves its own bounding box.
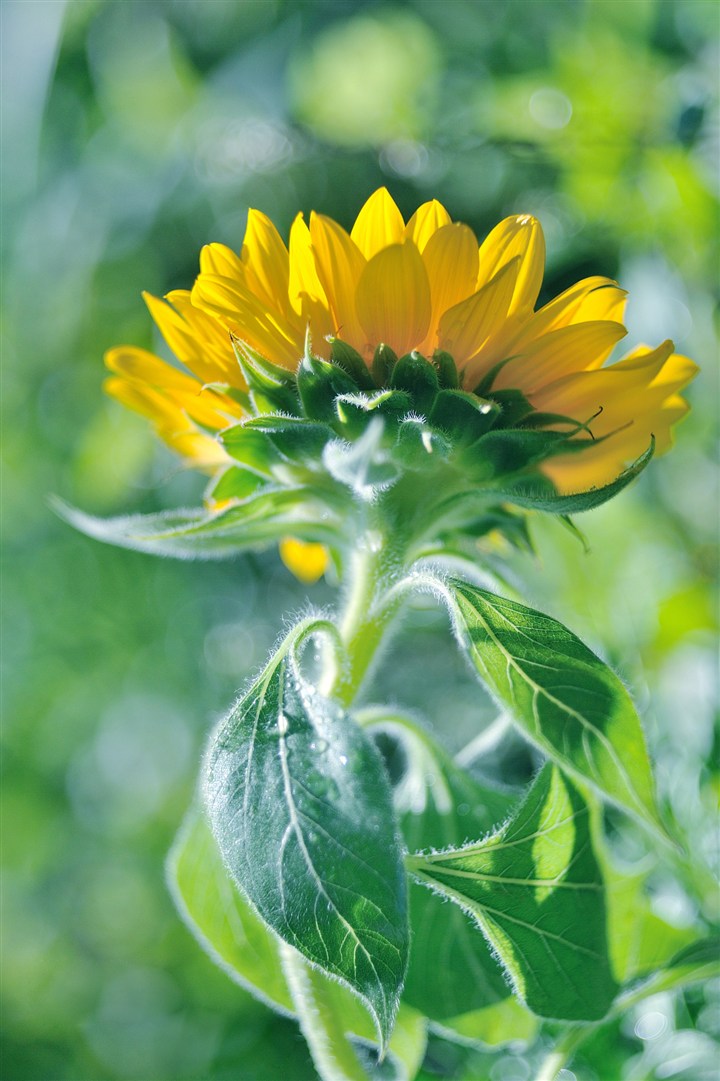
[279,537,328,583]
[288,213,334,352]
[164,291,242,384]
[355,241,431,357]
[494,321,628,393]
[350,188,405,259]
[478,215,545,316]
[106,344,199,395]
[405,199,452,251]
[310,212,367,350]
[199,242,244,279]
[438,258,520,376]
[421,223,479,351]
[192,273,303,369]
[509,277,627,353]
[241,209,293,318]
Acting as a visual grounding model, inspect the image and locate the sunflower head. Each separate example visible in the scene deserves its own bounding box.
[104,188,697,573]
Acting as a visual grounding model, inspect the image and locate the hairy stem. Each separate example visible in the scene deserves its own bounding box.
[279,943,368,1081]
[326,526,405,707]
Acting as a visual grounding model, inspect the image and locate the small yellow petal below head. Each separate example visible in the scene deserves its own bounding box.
[279,537,329,583]
[350,187,405,259]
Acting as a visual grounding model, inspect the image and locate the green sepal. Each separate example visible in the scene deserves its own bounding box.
[323,419,399,498]
[407,763,618,1022]
[203,622,410,1050]
[220,423,276,476]
[230,336,301,416]
[393,418,452,470]
[328,337,375,390]
[486,388,534,426]
[462,427,594,481]
[335,389,412,438]
[498,439,655,514]
[432,350,460,389]
[372,343,398,386]
[242,415,334,462]
[429,390,501,446]
[390,352,440,416]
[206,465,267,504]
[297,353,359,424]
[472,357,514,397]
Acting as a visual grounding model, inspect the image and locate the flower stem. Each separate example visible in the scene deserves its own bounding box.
[536,1026,587,1081]
[327,527,405,708]
[279,943,368,1081]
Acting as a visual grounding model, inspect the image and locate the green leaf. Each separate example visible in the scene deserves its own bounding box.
[431,350,460,389]
[408,764,618,1021]
[298,353,359,423]
[433,996,538,1049]
[372,343,398,386]
[328,337,376,391]
[443,578,661,829]
[167,806,294,1014]
[231,336,301,416]
[497,440,655,514]
[361,711,516,1021]
[168,807,427,1079]
[204,629,409,1049]
[53,489,341,559]
[614,937,720,1012]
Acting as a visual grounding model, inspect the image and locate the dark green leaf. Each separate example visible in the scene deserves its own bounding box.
[444,579,661,829]
[372,343,398,386]
[204,634,409,1048]
[363,711,516,1021]
[230,336,301,416]
[168,808,426,1078]
[408,764,618,1021]
[486,388,534,426]
[431,350,460,389]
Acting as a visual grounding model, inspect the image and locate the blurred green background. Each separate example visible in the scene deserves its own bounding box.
[2,1,718,1078]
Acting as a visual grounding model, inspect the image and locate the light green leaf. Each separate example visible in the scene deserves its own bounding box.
[361,710,515,1021]
[52,489,341,559]
[169,807,426,1080]
[444,579,660,829]
[407,764,618,1021]
[204,630,409,1049]
[433,996,538,1049]
[621,937,720,1001]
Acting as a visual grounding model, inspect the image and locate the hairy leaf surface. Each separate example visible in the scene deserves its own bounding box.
[204,639,409,1047]
[364,711,516,1020]
[53,490,341,559]
[168,808,425,1078]
[408,764,617,1021]
[445,580,660,828]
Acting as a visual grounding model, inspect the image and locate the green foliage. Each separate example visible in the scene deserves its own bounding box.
[408,764,618,1021]
[443,579,661,829]
[203,623,409,1049]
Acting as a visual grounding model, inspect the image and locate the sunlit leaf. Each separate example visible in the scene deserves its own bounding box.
[204,629,409,1048]
[444,579,661,829]
[408,764,617,1021]
[168,808,426,1079]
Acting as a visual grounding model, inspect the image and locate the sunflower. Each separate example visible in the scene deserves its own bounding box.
[106,187,696,501]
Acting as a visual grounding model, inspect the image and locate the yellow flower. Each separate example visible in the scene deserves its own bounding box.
[106,187,696,494]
